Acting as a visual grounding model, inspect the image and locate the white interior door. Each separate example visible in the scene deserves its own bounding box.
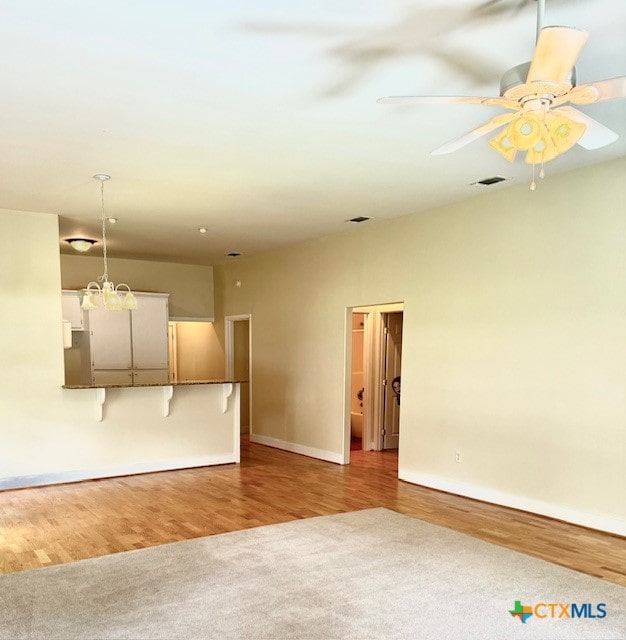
[382,312,403,450]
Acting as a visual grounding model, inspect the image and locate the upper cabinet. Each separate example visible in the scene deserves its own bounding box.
[88,307,133,369]
[61,290,84,330]
[130,295,169,369]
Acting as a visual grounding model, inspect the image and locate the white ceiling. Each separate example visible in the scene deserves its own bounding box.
[1,0,624,265]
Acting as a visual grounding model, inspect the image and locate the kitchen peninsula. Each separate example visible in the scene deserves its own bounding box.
[63,378,245,420]
[0,380,244,491]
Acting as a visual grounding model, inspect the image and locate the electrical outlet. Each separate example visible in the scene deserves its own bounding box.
[455,450,462,463]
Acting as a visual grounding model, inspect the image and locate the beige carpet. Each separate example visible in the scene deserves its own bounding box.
[1,508,624,640]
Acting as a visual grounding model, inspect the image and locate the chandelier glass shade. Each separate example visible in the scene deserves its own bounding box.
[80,175,137,312]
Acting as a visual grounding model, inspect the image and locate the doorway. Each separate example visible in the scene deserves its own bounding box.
[167,321,223,383]
[344,303,404,463]
[225,315,252,437]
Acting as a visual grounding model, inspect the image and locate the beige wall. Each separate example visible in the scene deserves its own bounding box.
[61,254,214,319]
[0,210,236,487]
[174,321,225,381]
[214,158,626,534]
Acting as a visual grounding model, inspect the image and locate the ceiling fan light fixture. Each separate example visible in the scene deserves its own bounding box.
[525,136,557,165]
[489,130,517,162]
[523,112,586,165]
[548,113,586,152]
[508,116,543,150]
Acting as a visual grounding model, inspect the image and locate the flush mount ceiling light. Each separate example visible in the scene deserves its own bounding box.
[198,227,208,234]
[65,238,97,252]
[80,174,137,312]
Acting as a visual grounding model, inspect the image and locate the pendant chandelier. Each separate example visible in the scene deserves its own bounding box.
[81,174,137,311]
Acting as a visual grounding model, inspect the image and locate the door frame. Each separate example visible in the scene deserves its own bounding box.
[167,322,178,383]
[343,303,404,464]
[225,314,252,436]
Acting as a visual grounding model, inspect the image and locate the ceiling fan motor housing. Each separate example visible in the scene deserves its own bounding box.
[500,61,577,103]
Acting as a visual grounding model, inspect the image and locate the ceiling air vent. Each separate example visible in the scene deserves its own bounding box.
[225,252,242,257]
[346,216,371,223]
[470,176,508,187]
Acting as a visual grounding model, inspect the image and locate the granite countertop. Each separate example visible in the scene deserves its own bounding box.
[63,380,247,389]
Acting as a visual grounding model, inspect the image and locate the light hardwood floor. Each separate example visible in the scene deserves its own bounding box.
[1,439,625,586]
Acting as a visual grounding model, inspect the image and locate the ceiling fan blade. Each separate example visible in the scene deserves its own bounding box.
[556,106,619,149]
[378,96,486,105]
[526,26,588,84]
[431,112,517,155]
[567,76,626,104]
[377,96,517,109]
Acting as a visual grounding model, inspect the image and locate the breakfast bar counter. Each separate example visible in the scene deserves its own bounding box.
[63,380,246,421]
[0,380,246,491]
[63,379,246,389]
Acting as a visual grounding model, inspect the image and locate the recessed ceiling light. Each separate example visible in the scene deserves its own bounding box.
[107,217,118,224]
[198,227,208,234]
[65,238,97,252]
[225,252,242,257]
[346,216,371,223]
[470,176,508,187]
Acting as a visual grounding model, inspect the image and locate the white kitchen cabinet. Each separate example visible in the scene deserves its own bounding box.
[89,308,133,370]
[92,369,134,385]
[80,293,169,385]
[131,295,169,369]
[91,368,168,386]
[132,369,169,385]
[61,290,84,330]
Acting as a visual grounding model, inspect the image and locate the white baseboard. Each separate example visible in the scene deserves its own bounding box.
[399,469,626,537]
[250,434,343,464]
[0,454,238,491]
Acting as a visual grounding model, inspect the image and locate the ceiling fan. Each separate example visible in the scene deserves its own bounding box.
[378,0,626,189]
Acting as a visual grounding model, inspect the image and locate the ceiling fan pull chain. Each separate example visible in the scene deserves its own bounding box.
[530,163,537,191]
[533,110,550,180]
